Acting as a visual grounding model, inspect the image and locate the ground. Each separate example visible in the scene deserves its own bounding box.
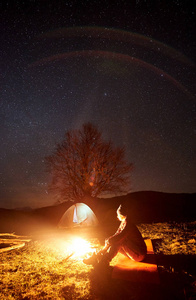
[0,222,196,299]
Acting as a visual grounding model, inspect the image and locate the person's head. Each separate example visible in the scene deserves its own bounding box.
[117,204,127,221]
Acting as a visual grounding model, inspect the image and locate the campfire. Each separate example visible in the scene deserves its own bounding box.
[69,237,95,258]
[59,236,98,261]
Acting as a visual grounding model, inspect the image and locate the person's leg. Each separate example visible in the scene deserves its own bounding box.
[83,242,110,265]
[99,242,121,263]
[106,245,119,260]
[121,242,146,262]
[84,241,127,265]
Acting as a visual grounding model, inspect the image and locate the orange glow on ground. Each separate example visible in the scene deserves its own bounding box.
[41,235,99,262]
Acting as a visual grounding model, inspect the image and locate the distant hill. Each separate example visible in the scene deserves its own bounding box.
[0,191,195,235]
[15,207,33,211]
[0,201,72,235]
[95,191,196,223]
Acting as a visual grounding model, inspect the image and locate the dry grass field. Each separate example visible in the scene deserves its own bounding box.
[0,221,196,300]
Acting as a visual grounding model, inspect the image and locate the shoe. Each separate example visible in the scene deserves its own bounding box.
[83,253,98,266]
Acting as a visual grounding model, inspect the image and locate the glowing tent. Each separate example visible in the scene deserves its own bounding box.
[58,203,99,228]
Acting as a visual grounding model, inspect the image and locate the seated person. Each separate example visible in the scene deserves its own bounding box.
[83,204,147,266]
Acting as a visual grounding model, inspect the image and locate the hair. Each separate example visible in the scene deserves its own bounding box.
[117,204,128,218]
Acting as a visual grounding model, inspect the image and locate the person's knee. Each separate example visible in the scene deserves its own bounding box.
[127,252,146,262]
[125,246,147,262]
[136,253,146,262]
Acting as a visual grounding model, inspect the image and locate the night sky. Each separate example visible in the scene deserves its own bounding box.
[1,1,195,209]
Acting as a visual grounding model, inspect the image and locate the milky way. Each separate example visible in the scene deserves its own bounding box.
[0,2,195,208]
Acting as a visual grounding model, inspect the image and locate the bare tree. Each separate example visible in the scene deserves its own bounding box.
[45,123,132,202]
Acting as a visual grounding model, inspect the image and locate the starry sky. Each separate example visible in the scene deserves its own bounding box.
[1,1,196,209]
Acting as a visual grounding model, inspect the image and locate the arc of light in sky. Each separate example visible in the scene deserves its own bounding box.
[36,26,194,66]
[28,50,194,100]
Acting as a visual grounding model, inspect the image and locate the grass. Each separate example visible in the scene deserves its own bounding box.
[0,221,196,299]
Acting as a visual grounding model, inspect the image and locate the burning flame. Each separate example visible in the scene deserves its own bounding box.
[69,237,95,258]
